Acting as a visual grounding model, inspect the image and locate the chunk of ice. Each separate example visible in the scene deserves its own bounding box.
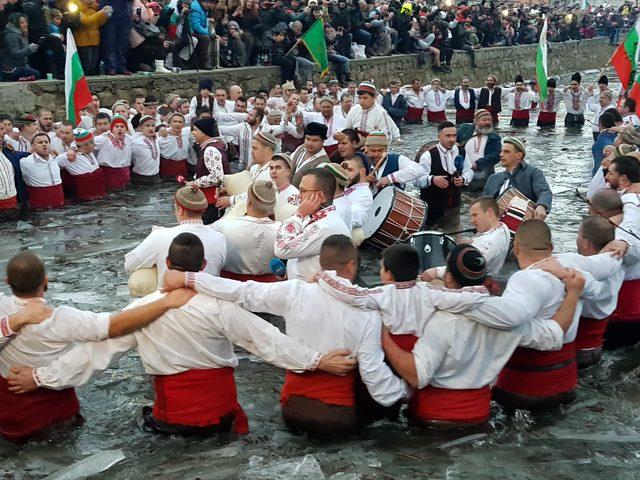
[42,449,125,480]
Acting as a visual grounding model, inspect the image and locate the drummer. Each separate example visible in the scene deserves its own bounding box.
[483,138,552,221]
[364,132,423,191]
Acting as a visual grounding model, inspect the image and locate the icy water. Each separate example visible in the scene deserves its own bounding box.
[3,78,640,479]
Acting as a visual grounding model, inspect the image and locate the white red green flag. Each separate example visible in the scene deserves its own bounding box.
[611,19,640,102]
[536,17,549,102]
[64,29,92,125]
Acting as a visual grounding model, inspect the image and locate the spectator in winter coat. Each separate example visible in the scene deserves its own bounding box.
[1,13,40,81]
[75,0,111,75]
[189,0,215,69]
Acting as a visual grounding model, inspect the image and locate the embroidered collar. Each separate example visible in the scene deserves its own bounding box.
[309,205,336,223]
[179,219,204,225]
[383,279,417,289]
[278,183,292,192]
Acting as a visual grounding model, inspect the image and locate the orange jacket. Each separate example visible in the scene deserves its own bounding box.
[73,0,109,47]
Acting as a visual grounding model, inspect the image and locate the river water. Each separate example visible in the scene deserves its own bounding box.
[2,73,640,479]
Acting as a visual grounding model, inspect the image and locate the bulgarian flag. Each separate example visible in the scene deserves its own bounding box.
[536,17,549,102]
[300,19,329,77]
[611,19,640,102]
[64,29,92,125]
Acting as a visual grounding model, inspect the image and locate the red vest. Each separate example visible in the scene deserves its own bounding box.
[280,370,356,407]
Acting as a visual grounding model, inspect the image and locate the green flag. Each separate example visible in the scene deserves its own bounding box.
[300,19,329,77]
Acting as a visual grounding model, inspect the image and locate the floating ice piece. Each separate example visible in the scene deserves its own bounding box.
[328,473,360,480]
[245,454,325,479]
[42,449,125,480]
[439,433,488,449]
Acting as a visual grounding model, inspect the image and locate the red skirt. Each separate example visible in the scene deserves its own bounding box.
[220,270,282,283]
[153,367,248,434]
[0,195,17,210]
[404,107,424,123]
[455,108,475,124]
[575,316,609,350]
[281,370,356,407]
[497,342,577,397]
[160,158,188,178]
[537,111,557,127]
[608,279,640,323]
[389,333,418,352]
[0,376,80,442]
[101,165,130,190]
[201,186,217,205]
[511,109,530,120]
[427,110,447,123]
[410,385,491,424]
[26,184,64,209]
[74,168,107,201]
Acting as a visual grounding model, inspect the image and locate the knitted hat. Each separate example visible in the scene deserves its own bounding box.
[110,115,128,130]
[270,153,292,169]
[253,131,278,150]
[227,20,240,30]
[193,117,218,138]
[446,245,487,286]
[547,78,557,88]
[324,163,349,187]
[598,75,609,86]
[174,185,208,212]
[613,125,640,146]
[357,81,376,96]
[138,115,155,127]
[364,131,389,148]
[14,114,37,126]
[267,108,283,120]
[111,100,129,112]
[165,93,180,105]
[571,72,582,83]
[247,180,277,212]
[474,109,492,120]
[198,78,213,91]
[144,95,159,106]
[328,79,340,86]
[613,144,635,158]
[73,128,94,144]
[504,137,526,156]
[282,81,296,91]
[304,122,328,139]
[319,96,335,106]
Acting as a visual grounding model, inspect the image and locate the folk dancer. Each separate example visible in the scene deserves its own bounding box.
[423,78,453,124]
[131,115,161,185]
[562,72,590,128]
[475,75,502,125]
[381,79,409,126]
[56,129,107,201]
[453,76,476,124]
[401,79,425,124]
[20,133,64,209]
[536,78,563,128]
[290,122,330,188]
[504,75,535,127]
[299,97,345,159]
[158,113,193,178]
[456,109,502,191]
[343,81,400,143]
[364,132,423,191]
[94,115,132,190]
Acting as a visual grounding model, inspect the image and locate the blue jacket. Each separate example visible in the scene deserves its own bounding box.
[456,123,502,173]
[3,146,29,206]
[189,0,210,36]
[483,161,553,213]
[591,131,616,177]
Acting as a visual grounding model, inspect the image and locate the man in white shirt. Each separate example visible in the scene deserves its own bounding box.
[453,76,477,125]
[300,97,345,158]
[275,168,351,281]
[415,121,473,227]
[269,153,300,221]
[324,163,352,231]
[49,121,75,156]
[20,133,64,209]
[218,109,265,169]
[131,115,161,184]
[587,88,617,141]
[6,114,37,152]
[504,75,535,127]
[0,250,196,442]
[618,98,640,127]
[125,185,226,289]
[364,131,423,190]
[94,115,132,190]
[423,78,454,124]
[213,88,235,114]
[290,122,330,188]
[400,79,425,124]
[0,121,17,211]
[342,155,373,229]
[214,180,281,281]
[158,113,193,178]
[343,81,400,143]
[562,72,590,127]
[56,129,107,201]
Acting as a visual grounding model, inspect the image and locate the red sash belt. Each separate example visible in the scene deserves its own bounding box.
[410,385,491,424]
[455,108,475,124]
[324,143,338,158]
[152,367,248,434]
[537,111,557,125]
[511,109,530,120]
[497,342,577,397]
[101,165,130,190]
[0,195,17,210]
[160,158,188,177]
[608,279,640,323]
[220,270,282,283]
[281,370,356,407]
[201,186,217,205]
[404,107,424,123]
[0,376,79,442]
[60,168,74,193]
[427,110,447,123]
[74,168,107,200]
[26,184,64,208]
[575,316,609,350]
[389,333,418,352]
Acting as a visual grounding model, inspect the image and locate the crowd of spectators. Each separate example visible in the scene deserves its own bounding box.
[0,0,638,84]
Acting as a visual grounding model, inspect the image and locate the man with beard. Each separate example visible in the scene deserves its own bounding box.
[453,77,476,125]
[457,109,502,192]
[475,75,502,125]
[341,155,373,230]
[218,109,266,170]
[36,109,54,138]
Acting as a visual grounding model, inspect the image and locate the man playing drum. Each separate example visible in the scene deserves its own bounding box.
[364,132,423,191]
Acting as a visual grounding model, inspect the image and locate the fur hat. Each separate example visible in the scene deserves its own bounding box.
[598,75,609,86]
[247,180,277,212]
[571,72,582,83]
[174,185,208,212]
[547,78,557,89]
[304,122,328,139]
[514,74,524,84]
[198,78,213,91]
[144,95,159,106]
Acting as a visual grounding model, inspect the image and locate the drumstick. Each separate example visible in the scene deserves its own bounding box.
[574,189,640,241]
[370,152,388,178]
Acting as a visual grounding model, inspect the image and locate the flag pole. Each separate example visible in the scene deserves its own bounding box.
[590,58,613,89]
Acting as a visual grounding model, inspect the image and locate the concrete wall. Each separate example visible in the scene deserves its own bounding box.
[0,37,613,117]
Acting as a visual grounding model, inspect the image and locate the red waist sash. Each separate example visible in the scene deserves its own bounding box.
[220,270,282,283]
[280,370,356,407]
[26,184,64,209]
[609,279,640,323]
[483,277,504,296]
[200,186,217,205]
[152,367,248,434]
[389,333,418,352]
[537,111,557,125]
[497,342,577,397]
[0,195,17,210]
[410,385,491,424]
[455,108,475,123]
[74,168,107,200]
[101,165,130,189]
[160,158,188,177]
[404,106,424,123]
[575,316,609,350]
[427,110,447,123]
[511,109,530,120]
[0,376,79,442]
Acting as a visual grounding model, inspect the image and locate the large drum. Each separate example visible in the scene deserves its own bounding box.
[363,187,428,249]
[497,186,536,236]
[405,231,457,272]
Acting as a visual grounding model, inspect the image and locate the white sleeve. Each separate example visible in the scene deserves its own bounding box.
[356,313,410,405]
[389,155,424,185]
[45,306,112,343]
[414,150,432,189]
[93,133,108,151]
[158,135,179,158]
[189,97,198,117]
[517,319,564,351]
[460,155,473,185]
[193,146,224,188]
[349,190,372,228]
[274,214,325,260]
[35,335,137,390]
[427,285,490,312]
[217,301,320,372]
[124,230,162,273]
[413,323,451,389]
